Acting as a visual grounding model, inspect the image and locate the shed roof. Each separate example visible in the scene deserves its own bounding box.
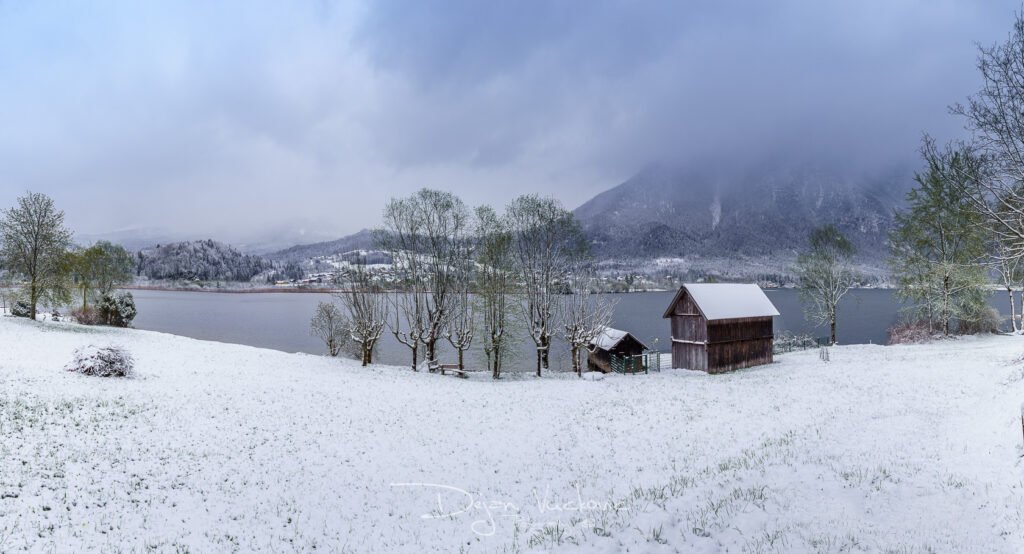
[589,326,648,351]
[662,283,780,321]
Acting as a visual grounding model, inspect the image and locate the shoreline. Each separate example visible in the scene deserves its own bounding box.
[121,284,347,294]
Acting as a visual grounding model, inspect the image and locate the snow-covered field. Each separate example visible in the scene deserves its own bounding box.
[1,317,1023,553]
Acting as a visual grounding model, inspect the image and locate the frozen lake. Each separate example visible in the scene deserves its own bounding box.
[129,288,1008,371]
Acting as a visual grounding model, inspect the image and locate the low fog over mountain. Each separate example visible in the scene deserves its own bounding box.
[575,164,912,263]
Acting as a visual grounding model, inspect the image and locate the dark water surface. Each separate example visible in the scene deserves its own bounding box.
[129,288,1008,371]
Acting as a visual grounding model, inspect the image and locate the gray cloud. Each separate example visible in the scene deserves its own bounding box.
[0,0,1017,246]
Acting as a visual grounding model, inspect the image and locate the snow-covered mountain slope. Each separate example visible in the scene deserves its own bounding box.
[1,317,1022,552]
[575,164,913,262]
[265,229,376,263]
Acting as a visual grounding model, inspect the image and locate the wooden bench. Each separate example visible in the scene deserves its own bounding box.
[428,361,468,378]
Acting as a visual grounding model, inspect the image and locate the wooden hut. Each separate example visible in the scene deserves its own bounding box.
[662,283,779,374]
[587,327,648,373]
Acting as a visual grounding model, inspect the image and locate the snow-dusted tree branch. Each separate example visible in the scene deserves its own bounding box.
[558,265,616,376]
[377,189,471,369]
[0,191,73,320]
[507,195,586,376]
[796,225,857,345]
[337,257,388,366]
[890,146,990,336]
[310,301,347,357]
[944,13,1024,273]
[378,196,427,370]
[475,206,515,379]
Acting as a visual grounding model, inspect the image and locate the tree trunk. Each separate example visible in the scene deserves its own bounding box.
[540,335,550,369]
[1009,287,1019,333]
[457,348,464,370]
[536,347,542,377]
[411,345,418,371]
[29,281,37,321]
[426,338,436,364]
[571,345,580,376]
[830,318,837,346]
[492,345,500,379]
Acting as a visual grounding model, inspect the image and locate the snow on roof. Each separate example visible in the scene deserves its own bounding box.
[590,326,647,351]
[665,283,780,321]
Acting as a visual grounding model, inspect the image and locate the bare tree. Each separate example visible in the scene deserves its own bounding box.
[446,289,474,370]
[378,194,428,370]
[946,13,1024,271]
[337,258,388,366]
[796,225,858,344]
[475,206,515,379]
[310,301,347,357]
[558,266,616,376]
[0,191,73,320]
[507,195,586,376]
[378,189,471,369]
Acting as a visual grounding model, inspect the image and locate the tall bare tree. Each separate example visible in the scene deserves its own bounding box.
[507,195,586,376]
[558,265,616,376]
[475,206,515,379]
[0,192,73,320]
[796,225,858,345]
[378,189,470,369]
[338,257,388,366]
[946,13,1024,271]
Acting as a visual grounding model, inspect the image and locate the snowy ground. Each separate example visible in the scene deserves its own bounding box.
[1,317,1023,553]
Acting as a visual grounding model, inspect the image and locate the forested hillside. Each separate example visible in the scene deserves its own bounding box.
[136,240,272,282]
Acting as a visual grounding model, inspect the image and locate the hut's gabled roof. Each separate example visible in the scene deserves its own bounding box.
[662,283,780,321]
[589,326,648,351]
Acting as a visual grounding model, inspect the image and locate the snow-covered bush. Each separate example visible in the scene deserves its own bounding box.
[65,345,134,377]
[773,332,822,353]
[98,292,137,327]
[10,300,31,318]
[71,306,102,325]
[957,305,1002,335]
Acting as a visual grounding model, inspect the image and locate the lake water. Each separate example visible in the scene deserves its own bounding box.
[129,288,1009,372]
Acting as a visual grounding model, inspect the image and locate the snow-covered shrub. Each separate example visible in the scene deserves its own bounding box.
[957,305,1002,335]
[10,300,31,318]
[773,332,822,354]
[887,320,935,345]
[65,345,134,377]
[71,306,102,325]
[98,292,137,327]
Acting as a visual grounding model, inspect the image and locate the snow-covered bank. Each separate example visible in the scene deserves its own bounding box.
[1,318,1023,552]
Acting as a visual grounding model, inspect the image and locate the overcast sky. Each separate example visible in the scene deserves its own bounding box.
[0,1,1017,246]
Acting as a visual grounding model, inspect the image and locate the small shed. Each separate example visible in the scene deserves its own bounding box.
[588,327,648,373]
[662,283,779,374]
